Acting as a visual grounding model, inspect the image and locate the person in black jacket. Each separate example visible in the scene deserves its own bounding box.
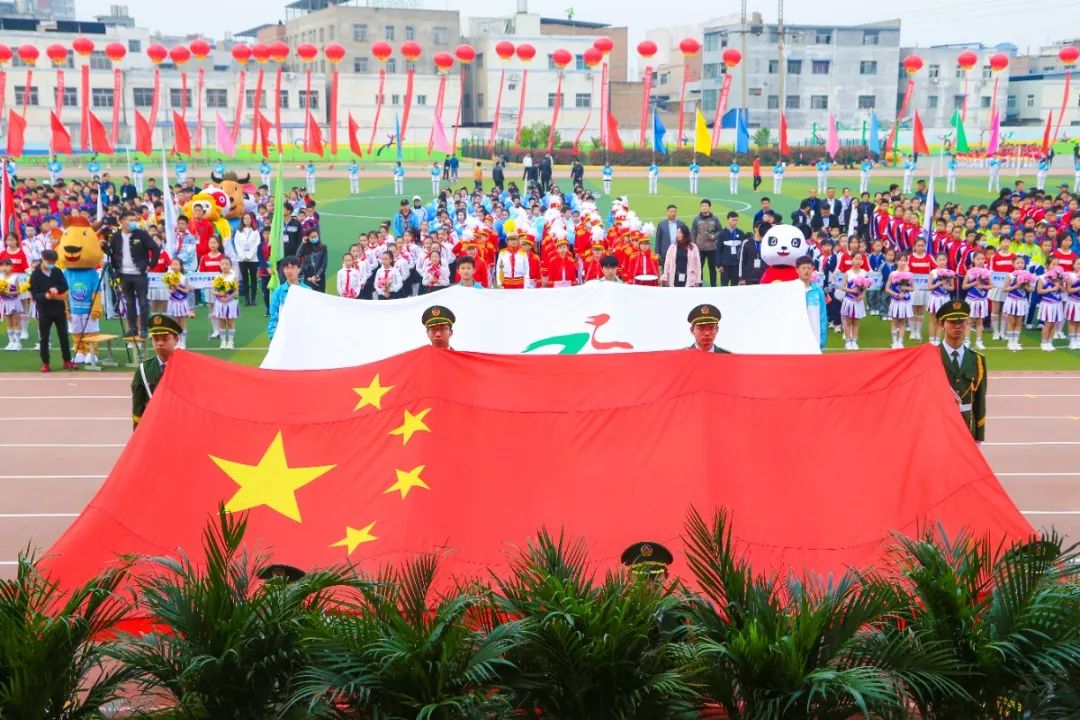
[299,229,328,293]
[492,161,505,189]
[716,211,747,286]
[29,249,75,372]
[738,222,767,285]
[107,209,160,339]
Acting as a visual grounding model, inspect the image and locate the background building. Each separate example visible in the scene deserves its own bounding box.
[900,44,1014,131]
[1007,72,1080,128]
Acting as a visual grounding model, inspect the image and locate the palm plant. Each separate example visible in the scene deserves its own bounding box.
[0,551,132,719]
[877,526,1080,719]
[491,529,700,720]
[292,552,520,719]
[682,508,962,720]
[109,508,363,720]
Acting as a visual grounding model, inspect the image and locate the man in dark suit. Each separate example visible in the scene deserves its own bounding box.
[716,211,747,286]
[107,209,160,339]
[654,204,690,265]
[823,187,843,220]
[811,204,837,234]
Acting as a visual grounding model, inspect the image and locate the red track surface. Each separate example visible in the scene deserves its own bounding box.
[1,372,1078,578]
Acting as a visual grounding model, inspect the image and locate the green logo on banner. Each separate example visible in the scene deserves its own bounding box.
[522,314,634,355]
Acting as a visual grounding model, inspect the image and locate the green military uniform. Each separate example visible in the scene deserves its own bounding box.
[131,314,182,429]
[936,301,988,441]
[687,303,733,353]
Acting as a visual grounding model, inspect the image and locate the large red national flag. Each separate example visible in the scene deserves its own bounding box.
[43,346,1030,606]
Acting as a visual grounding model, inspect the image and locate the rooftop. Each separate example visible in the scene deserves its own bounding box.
[539,17,611,30]
[0,16,108,33]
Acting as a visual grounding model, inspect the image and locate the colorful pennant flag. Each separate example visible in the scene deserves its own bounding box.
[134,111,153,156]
[693,108,711,156]
[348,113,363,158]
[950,109,969,153]
[779,111,789,157]
[215,112,236,155]
[88,111,113,155]
[50,111,72,154]
[606,111,624,153]
[172,111,191,156]
[826,113,840,159]
[652,107,667,155]
[912,111,930,156]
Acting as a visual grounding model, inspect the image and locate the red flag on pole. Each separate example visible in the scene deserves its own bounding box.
[779,111,789,157]
[172,110,191,156]
[306,110,325,157]
[50,111,73,154]
[134,110,153,155]
[88,111,113,155]
[1041,110,1053,155]
[606,111,624,153]
[348,113,363,157]
[5,110,26,157]
[257,111,273,159]
[912,111,930,156]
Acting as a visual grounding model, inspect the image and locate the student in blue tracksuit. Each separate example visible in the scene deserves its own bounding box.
[267,256,310,340]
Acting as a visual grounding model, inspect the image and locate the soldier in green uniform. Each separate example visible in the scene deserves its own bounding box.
[422,305,456,349]
[687,304,733,353]
[937,300,988,442]
[131,313,181,429]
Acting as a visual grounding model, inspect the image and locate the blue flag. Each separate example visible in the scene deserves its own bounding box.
[735,109,749,155]
[868,112,880,158]
[395,114,403,162]
[652,108,667,155]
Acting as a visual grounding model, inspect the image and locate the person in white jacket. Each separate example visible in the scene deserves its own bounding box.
[233,214,262,306]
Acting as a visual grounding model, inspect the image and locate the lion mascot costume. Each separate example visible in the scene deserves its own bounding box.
[54,216,105,364]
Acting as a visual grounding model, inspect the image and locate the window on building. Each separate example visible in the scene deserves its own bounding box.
[328,24,335,41]
[133,87,155,108]
[434,26,449,44]
[659,72,669,85]
[575,54,586,70]
[385,25,395,41]
[387,58,397,73]
[859,60,877,75]
[816,30,832,44]
[703,89,717,108]
[170,88,191,108]
[128,39,141,52]
[575,92,590,108]
[206,89,228,108]
[953,94,965,110]
[62,86,78,107]
[1007,95,1016,110]
[981,96,992,108]
[704,33,720,52]
[810,95,828,109]
[863,30,879,45]
[477,92,483,107]
[767,94,779,109]
[374,93,384,104]
[244,89,266,108]
[812,60,830,74]
[703,63,719,78]
[318,28,324,43]
[1026,94,1034,108]
[982,65,992,79]
[405,61,415,73]
[353,23,368,41]
[928,64,940,80]
[91,88,114,108]
[299,91,319,109]
[391,94,400,105]
[279,90,289,109]
[547,93,564,107]
[547,54,557,70]
[416,94,427,105]
[405,25,415,40]
[89,51,111,71]
[768,59,778,74]
[463,94,471,108]
[927,95,939,109]
[955,65,965,78]
[14,86,38,107]
[857,94,876,109]
[785,95,800,109]
[353,57,368,73]
[748,87,762,96]
[787,59,802,74]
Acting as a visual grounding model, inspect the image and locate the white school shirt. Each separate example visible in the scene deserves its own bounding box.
[337,267,363,298]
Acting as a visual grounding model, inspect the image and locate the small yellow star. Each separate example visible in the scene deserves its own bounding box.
[211,432,335,523]
[331,522,378,555]
[353,374,395,411]
[384,465,429,499]
[389,408,431,445]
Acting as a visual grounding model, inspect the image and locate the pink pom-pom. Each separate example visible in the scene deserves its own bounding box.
[891,271,914,282]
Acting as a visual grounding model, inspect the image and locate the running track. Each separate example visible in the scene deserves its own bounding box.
[1,372,1078,578]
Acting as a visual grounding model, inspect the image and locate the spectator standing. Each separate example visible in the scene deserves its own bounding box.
[738,224,765,285]
[234,212,261,306]
[29,249,75,372]
[716,212,747,287]
[540,155,553,191]
[660,226,702,288]
[267,256,310,340]
[300,230,328,292]
[690,200,722,286]
[655,204,690,262]
[108,209,160,340]
[570,159,584,187]
[492,161,505,189]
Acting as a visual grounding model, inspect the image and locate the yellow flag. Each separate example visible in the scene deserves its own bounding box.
[694,109,712,156]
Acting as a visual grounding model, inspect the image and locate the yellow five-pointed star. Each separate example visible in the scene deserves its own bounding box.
[331,522,378,555]
[384,465,429,499]
[389,408,431,445]
[210,432,335,523]
[353,374,395,411]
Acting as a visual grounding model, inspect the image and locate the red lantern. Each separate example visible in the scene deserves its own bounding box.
[454,43,476,64]
[678,38,701,56]
[296,43,318,63]
[231,44,252,64]
[147,43,168,65]
[593,36,614,55]
[583,47,602,69]
[72,36,95,57]
[636,40,657,59]
[551,48,572,69]
[433,51,454,73]
[324,42,346,64]
[0,45,12,65]
[250,43,270,63]
[956,50,978,71]
[516,43,536,62]
[989,53,1009,72]
[400,41,422,62]
[105,42,126,64]
[17,44,39,66]
[1059,45,1080,66]
[722,47,742,68]
[371,41,393,62]
[169,45,191,66]
[269,41,289,63]
[46,43,68,67]
[495,41,515,60]
[902,54,923,75]
[189,38,212,60]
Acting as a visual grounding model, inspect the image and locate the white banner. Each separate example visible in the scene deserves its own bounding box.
[263,281,820,370]
[147,272,217,290]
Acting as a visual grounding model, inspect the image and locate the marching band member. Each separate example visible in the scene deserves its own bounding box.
[496,231,530,289]
[542,238,579,287]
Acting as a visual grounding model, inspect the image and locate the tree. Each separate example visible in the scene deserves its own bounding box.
[519,122,561,150]
[753,127,773,150]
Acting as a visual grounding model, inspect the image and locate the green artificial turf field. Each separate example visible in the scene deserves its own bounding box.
[2,166,1077,371]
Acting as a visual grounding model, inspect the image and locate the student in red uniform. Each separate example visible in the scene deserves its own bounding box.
[989,242,1017,341]
[542,238,579,287]
[199,235,226,340]
[907,237,934,340]
[1053,235,1078,269]
[625,232,661,284]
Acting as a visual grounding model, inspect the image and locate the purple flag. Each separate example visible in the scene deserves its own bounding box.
[215,112,236,156]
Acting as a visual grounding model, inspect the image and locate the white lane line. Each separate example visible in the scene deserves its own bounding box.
[989,394,1080,398]
[1022,511,1080,516]
[0,443,125,448]
[997,472,1080,477]
[982,441,1080,446]
[989,416,1079,420]
[0,475,106,480]
[0,395,128,400]
[0,513,79,519]
[990,375,1080,379]
[9,417,129,421]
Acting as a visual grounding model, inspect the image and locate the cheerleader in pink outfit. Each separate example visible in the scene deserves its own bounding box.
[165,258,191,349]
[961,250,991,350]
[0,258,22,351]
[1002,256,1034,351]
[1036,259,1065,352]
[885,255,914,349]
[1066,257,1080,350]
[926,252,955,347]
[211,257,239,350]
[840,252,870,351]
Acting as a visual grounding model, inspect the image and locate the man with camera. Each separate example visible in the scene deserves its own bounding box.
[106,209,160,340]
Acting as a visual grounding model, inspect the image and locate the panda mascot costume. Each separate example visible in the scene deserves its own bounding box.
[759,224,810,283]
